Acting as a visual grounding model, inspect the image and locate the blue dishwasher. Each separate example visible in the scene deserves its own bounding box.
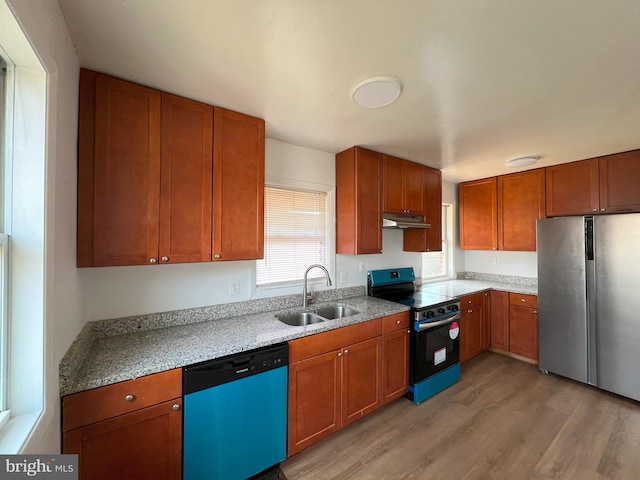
[183,343,288,480]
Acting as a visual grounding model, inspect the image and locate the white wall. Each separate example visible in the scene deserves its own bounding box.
[3,0,83,453]
[464,250,537,278]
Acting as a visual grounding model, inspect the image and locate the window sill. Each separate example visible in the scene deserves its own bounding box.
[0,411,40,454]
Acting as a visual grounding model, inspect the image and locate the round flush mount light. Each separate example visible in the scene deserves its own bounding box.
[506,156,539,168]
[351,76,402,108]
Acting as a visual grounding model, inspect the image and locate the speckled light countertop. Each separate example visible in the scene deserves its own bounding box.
[60,273,537,396]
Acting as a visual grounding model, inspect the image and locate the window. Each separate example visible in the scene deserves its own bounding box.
[256,186,329,287]
[0,54,8,422]
[422,204,454,281]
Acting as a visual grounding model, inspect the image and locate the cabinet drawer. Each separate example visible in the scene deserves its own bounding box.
[62,368,182,432]
[289,318,382,363]
[382,312,410,334]
[509,293,538,308]
[460,292,484,308]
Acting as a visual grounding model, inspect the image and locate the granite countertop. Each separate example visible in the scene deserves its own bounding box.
[61,290,408,396]
[60,274,537,397]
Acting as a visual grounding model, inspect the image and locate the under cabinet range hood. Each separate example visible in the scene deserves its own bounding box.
[382,213,431,229]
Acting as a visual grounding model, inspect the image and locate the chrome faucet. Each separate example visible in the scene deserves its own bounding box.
[303,264,332,308]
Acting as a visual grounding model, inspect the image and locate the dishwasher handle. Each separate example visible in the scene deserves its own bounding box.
[183,342,289,395]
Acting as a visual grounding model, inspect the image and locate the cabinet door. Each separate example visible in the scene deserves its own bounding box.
[490,290,510,352]
[403,167,442,252]
[382,155,405,213]
[342,336,382,427]
[91,72,162,266]
[497,169,545,251]
[509,305,538,360]
[336,147,383,254]
[159,93,213,264]
[462,305,484,362]
[63,399,182,480]
[403,161,426,215]
[287,350,341,456]
[382,328,409,404]
[459,177,497,250]
[599,150,640,214]
[546,158,599,216]
[213,108,265,261]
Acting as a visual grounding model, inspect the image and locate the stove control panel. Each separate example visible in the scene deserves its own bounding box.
[414,299,461,322]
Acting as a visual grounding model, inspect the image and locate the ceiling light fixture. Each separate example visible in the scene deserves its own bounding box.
[506,156,539,168]
[351,76,402,108]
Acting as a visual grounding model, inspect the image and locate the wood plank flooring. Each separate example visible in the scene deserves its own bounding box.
[280,352,640,480]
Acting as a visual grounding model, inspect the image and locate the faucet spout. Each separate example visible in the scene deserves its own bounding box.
[302,264,332,308]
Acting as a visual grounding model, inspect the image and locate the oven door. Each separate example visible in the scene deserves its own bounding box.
[411,312,461,384]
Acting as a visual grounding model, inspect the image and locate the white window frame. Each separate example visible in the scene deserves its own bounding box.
[252,178,335,299]
[421,203,455,282]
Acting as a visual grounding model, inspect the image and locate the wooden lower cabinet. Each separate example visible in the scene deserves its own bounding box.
[381,312,410,404]
[460,293,485,362]
[62,369,182,480]
[489,290,510,351]
[63,400,182,480]
[509,293,538,361]
[287,313,408,456]
[489,291,538,362]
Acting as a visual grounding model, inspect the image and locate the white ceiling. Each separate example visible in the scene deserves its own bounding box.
[57,0,640,183]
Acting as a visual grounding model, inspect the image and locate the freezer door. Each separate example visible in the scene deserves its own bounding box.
[593,214,640,401]
[537,217,588,383]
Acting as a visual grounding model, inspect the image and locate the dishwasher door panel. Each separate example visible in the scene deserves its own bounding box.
[183,365,288,480]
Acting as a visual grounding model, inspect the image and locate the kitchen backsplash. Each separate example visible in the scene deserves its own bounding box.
[457,271,537,287]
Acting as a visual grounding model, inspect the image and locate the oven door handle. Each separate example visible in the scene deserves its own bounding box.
[417,312,461,331]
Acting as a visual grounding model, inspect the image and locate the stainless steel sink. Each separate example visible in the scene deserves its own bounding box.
[276,312,325,326]
[312,305,360,320]
[276,305,360,326]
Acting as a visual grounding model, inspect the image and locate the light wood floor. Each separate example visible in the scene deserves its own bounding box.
[280,352,640,480]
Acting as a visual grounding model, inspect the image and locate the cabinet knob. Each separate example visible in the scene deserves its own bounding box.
[534,310,538,314]
[337,352,342,357]
[124,394,135,402]
[521,299,525,303]
[161,256,169,262]
[172,404,180,411]
[149,258,157,264]
[593,209,598,212]
[468,309,473,313]
[214,254,221,259]
[407,329,410,334]
[600,208,606,212]
[344,349,349,354]
[396,320,401,324]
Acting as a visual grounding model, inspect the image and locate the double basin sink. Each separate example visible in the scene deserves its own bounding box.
[277,305,360,326]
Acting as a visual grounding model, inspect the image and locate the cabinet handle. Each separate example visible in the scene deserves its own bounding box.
[161,256,169,262]
[124,394,135,402]
[149,258,157,264]
[214,254,221,259]
[172,404,180,411]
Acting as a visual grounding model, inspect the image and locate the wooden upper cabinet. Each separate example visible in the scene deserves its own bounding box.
[160,93,213,264]
[78,69,162,267]
[598,150,640,214]
[336,147,383,255]
[383,155,426,216]
[212,107,265,261]
[546,158,599,216]
[403,167,442,252]
[459,177,498,250]
[497,169,545,251]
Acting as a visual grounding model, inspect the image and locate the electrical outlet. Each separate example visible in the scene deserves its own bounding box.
[228,279,239,295]
[493,257,500,264]
[359,261,366,272]
[339,271,348,284]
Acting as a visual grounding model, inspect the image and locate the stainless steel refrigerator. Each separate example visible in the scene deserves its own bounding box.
[537,214,640,401]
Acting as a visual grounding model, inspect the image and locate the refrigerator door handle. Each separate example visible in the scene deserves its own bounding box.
[586,217,597,386]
